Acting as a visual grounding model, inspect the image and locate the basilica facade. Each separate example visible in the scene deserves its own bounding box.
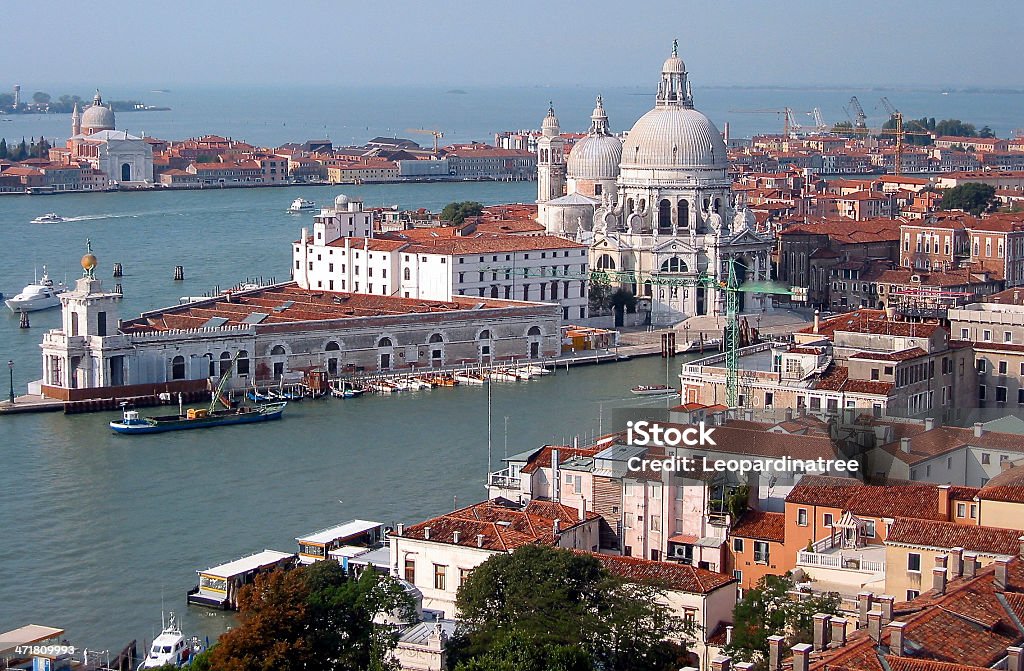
[537,43,775,324]
[67,91,154,186]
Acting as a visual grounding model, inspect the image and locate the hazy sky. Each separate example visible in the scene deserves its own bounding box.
[4,0,1023,89]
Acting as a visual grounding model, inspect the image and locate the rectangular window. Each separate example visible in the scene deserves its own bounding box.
[907,589,920,601]
[433,564,447,591]
[908,552,921,572]
[982,453,991,464]
[864,520,876,538]
[753,541,770,563]
[797,508,808,526]
[404,557,415,583]
[999,361,1008,375]
[957,502,966,517]
[823,513,834,527]
[970,504,977,519]
[733,538,744,553]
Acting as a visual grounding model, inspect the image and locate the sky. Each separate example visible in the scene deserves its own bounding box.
[3,0,1023,90]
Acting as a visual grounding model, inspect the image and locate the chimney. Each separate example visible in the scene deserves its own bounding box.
[938,484,950,518]
[553,518,561,537]
[1007,646,1024,671]
[767,635,785,671]
[813,612,832,651]
[932,567,947,595]
[857,591,874,628]
[786,407,794,421]
[887,621,908,657]
[396,523,405,536]
[726,625,734,645]
[711,656,731,671]
[551,448,560,502]
[579,496,586,521]
[974,422,985,438]
[949,547,964,577]
[867,609,883,642]
[924,417,935,431]
[792,643,813,671]
[829,616,847,648]
[996,557,1010,591]
[878,596,894,623]
[900,437,911,453]
[964,552,979,578]
[476,533,485,548]
[935,553,948,570]
[423,526,431,540]
[813,309,820,334]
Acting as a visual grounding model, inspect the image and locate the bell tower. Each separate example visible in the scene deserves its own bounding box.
[62,239,121,339]
[536,103,565,203]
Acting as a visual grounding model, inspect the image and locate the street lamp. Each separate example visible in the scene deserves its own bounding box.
[8,360,14,404]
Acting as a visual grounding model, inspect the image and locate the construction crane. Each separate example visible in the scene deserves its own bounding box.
[845,96,868,131]
[728,107,804,138]
[406,128,445,155]
[873,99,933,176]
[811,107,828,132]
[482,262,792,407]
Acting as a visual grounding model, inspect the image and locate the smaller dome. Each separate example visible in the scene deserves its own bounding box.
[81,90,115,131]
[568,135,622,181]
[733,205,756,231]
[662,39,686,74]
[334,194,350,207]
[541,104,560,137]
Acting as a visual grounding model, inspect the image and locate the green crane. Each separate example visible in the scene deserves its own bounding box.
[482,261,794,407]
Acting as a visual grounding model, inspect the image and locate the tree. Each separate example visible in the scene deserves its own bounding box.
[934,119,976,138]
[978,125,995,139]
[0,93,14,108]
[941,182,999,216]
[454,630,592,671]
[588,275,614,315]
[610,288,637,314]
[32,91,51,106]
[453,545,688,671]
[724,575,841,664]
[440,201,484,225]
[0,138,6,159]
[210,561,413,671]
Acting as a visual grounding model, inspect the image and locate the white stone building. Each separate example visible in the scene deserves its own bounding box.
[536,43,775,325]
[293,195,590,321]
[68,91,154,186]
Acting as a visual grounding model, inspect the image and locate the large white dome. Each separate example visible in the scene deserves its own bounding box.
[620,107,727,171]
[568,135,622,180]
[81,91,115,131]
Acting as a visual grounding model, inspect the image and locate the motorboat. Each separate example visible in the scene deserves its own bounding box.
[31,213,66,224]
[5,267,67,312]
[630,384,678,396]
[138,612,205,669]
[288,197,315,212]
[679,338,722,353]
[454,372,485,385]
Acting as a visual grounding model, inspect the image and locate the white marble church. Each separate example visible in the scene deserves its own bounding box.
[537,42,774,325]
[67,91,153,187]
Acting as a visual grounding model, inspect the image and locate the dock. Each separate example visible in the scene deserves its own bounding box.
[187,549,297,610]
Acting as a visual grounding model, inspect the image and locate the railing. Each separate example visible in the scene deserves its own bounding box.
[488,472,520,490]
[797,550,885,573]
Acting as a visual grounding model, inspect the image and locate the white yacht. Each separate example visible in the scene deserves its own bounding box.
[288,197,315,212]
[138,612,205,670]
[31,213,66,224]
[5,267,67,312]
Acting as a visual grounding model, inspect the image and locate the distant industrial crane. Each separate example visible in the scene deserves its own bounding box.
[406,128,445,155]
[728,107,806,138]
[846,96,868,131]
[811,107,828,132]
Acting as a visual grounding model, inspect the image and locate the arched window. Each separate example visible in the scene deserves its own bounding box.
[596,254,616,271]
[121,163,131,182]
[714,198,721,213]
[219,351,232,376]
[527,326,542,336]
[677,199,689,228]
[171,355,185,380]
[660,258,688,273]
[658,199,672,233]
[403,267,411,281]
[237,351,250,375]
[478,330,492,360]
[644,280,653,297]
[626,198,635,216]
[377,337,393,348]
[326,341,341,352]
[638,199,647,214]
[490,285,499,298]
[271,345,286,356]
[479,330,491,341]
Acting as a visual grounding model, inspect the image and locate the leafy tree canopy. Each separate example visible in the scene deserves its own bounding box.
[941,182,999,216]
[440,201,484,225]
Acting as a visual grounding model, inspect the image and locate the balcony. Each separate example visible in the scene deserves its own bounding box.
[797,547,885,574]
[487,469,521,491]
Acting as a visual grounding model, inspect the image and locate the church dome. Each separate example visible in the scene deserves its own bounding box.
[82,91,115,131]
[568,135,622,180]
[334,194,351,207]
[541,104,560,137]
[620,107,727,170]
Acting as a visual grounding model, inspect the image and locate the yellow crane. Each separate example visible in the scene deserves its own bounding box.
[406,128,445,155]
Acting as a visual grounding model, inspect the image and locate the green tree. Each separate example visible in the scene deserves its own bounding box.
[453,545,688,671]
[0,138,7,159]
[941,182,999,215]
[588,274,614,315]
[454,630,593,671]
[724,574,841,664]
[610,288,637,315]
[978,125,995,139]
[440,201,484,225]
[32,91,51,105]
[211,561,413,671]
[0,93,14,108]
[935,119,976,137]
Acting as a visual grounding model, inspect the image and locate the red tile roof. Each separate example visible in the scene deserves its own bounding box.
[886,518,1024,555]
[849,348,928,362]
[590,552,736,594]
[979,466,1024,503]
[786,475,947,520]
[879,426,1024,466]
[731,511,786,543]
[799,310,944,339]
[815,365,894,396]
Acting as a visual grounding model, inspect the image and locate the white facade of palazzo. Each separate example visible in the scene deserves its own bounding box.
[68,91,154,186]
[537,43,774,325]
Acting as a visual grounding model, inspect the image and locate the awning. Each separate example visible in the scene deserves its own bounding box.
[835,511,865,530]
[668,534,699,545]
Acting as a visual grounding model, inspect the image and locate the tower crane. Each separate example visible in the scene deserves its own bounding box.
[811,107,828,132]
[406,128,445,156]
[728,107,805,138]
[874,98,933,177]
[480,261,792,407]
[847,96,868,131]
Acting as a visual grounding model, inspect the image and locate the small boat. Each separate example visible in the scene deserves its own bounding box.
[5,267,67,312]
[487,370,520,382]
[288,197,315,212]
[454,372,485,385]
[110,354,287,434]
[138,612,205,670]
[519,364,550,377]
[410,377,435,390]
[31,213,66,224]
[680,338,722,353]
[631,384,678,396]
[367,380,396,394]
[391,379,418,391]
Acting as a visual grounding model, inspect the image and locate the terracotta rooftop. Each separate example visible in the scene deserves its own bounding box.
[119,283,529,334]
[518,444,603,475]
[401,499,598,552]
[815,365,894,396]
[799,310,944,339]
[780,218,903,244]
[590,552,737,595]
[887,518,1023,555]
[731,511,786,543]
[979,466,1024,503]
[786,475,948,520]
[849,348,928,362]
[879,426,1024,466]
